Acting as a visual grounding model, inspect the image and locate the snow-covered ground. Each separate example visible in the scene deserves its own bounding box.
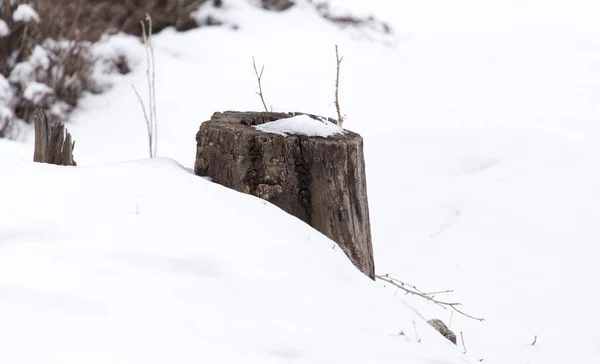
[1,0,600,362]
[0,156,469,363]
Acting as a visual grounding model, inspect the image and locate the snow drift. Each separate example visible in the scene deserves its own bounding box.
[0,157,469,364]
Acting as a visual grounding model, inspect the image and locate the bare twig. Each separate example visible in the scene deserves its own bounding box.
[460,331,467,354]
[252,56,268,112]
[334,44,344,126]
[133,14,158,158]
[376,274,484,322]
[412,320,422,343]
[147,14,158,158]
[531,335,537,346]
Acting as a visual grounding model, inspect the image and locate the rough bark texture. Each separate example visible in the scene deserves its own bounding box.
[195,111,374,279]
[33,108,76,166]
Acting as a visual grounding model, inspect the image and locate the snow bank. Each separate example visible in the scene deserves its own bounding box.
[0,157,470,364]
[254,114,344,137]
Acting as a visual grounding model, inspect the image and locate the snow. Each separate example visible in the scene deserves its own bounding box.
[0,158,468,364]
[0,105,13,129]
[48,101,72,119]
[12,4,40,23]
[89,34,144,92]
[8,61,35,88]
[0,19,10,37]
[2,0,600,363]
[28,45,50,70]
[23,81,53,104]
[0,73,13,104]
[254,114,344,137]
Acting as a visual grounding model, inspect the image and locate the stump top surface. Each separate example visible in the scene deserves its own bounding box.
[205,111,362,141]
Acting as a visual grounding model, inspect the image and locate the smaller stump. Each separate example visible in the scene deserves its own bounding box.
[33,108,76,166]
[427,319,457,345]
[195,111,375,279]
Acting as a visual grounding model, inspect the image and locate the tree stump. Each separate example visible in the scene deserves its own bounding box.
[33,108,76,166]
[194,111,375,279]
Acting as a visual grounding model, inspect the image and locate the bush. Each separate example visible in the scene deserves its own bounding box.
[32,0,208,42]
[0,0,211,139]
[0,2,96,137]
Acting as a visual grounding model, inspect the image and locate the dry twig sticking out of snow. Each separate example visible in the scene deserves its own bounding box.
[132,14,158,158]
[334,44,344,126]
[252,56,269,112]
[376,274,485,322]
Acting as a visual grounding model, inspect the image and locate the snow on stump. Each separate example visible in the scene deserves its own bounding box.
[33,108,76,166]
[195,111,375,279]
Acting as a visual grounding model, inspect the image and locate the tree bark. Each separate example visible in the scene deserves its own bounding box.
[33,108,76,166]
[195,111,374,279]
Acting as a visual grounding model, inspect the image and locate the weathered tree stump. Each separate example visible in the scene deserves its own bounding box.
[33,108,76,166]
[195,111,375,279]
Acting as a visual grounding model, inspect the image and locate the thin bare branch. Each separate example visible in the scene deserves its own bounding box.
[531,335,537,346]
[460,331,467,354]
[376,274,484,322]
[252,56,269,112]
[133,14,158,158]
[132,85,152,158]
[334,44,344,126]
[412,320,422,343]
[146,13,158,158]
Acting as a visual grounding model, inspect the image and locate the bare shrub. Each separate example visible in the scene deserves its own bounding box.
[32,0,209,42]
[307,1,393,36]
[9,38,96,122]
[0,2,98,129]
[0,0,213,139]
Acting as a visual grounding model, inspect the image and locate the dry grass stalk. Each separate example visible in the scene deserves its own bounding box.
[132,14,158,158]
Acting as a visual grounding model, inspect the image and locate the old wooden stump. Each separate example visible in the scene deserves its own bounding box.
[194,111,375,279]
[33,108,76,166]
